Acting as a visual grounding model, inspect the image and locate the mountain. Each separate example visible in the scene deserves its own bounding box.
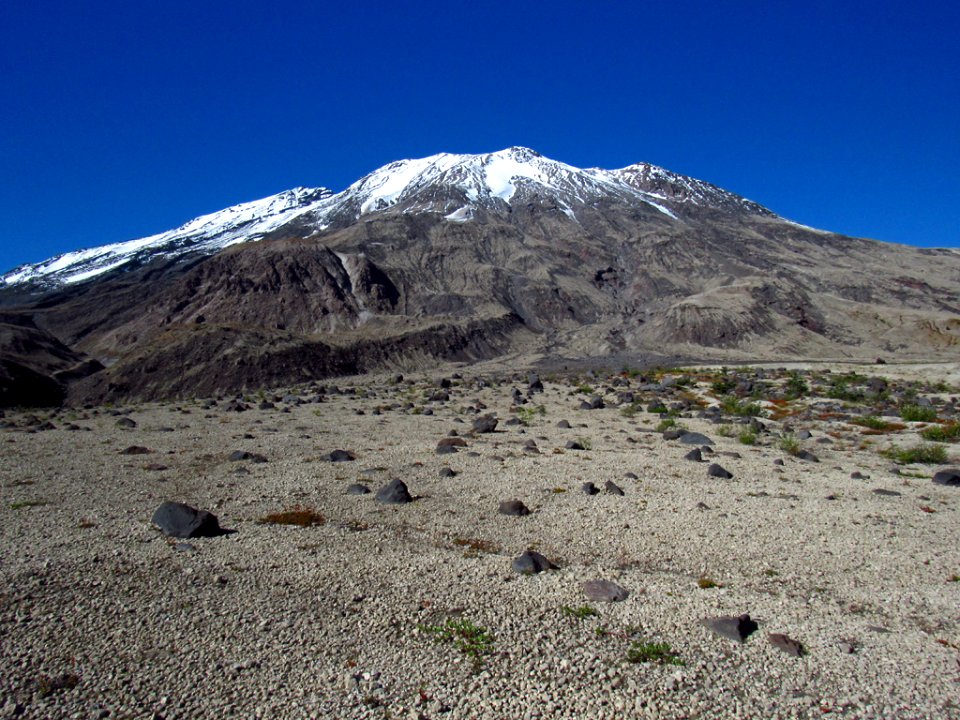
[2,147,958,405]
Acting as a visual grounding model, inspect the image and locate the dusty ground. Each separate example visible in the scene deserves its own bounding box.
[1,362,959,719]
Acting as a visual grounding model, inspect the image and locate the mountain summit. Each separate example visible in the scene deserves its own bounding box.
[1,147,958,405]
[3,148,771,289]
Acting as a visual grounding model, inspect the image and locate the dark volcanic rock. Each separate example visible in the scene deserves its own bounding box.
[472,414,498,433]
[933,468,960,486]
[581,482,600,495]
[327,449,356,462]
[768,633,806,657]
[151,502,222,538]
[678,432,714,446]
[512,550,555,574]
[345,483,371,495]
[115,417,137,429]
[565,440,587,450]
[708,463,733,479]
[582,579,629,602]
[498,499,530,516]
[119,445,152,455]
[684,448,703,462]
[376,478,412,504]
[229,450,267,463]
[604,480,625,496]
[556,420,571,429]
[701,614,758,642]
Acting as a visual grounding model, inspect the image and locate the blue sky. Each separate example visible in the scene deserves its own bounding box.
[2,1,958,271]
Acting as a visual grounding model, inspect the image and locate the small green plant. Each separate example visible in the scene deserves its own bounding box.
[850,416,899,431]
[779,434,801,456]
[738,430,757,446]
[419,618,494,666]
[920,423,960,442]
[575,437,592,450]
[710,375,736,395]
[516,404,546,426]
[626,640,684,666]
[561,604,598,620]
[697,576,720,589]
[900,405,938,422]
[720,396,765,417]
[259,505,325,527]
[620,402,643,419]
[784,371,809,399]
[9,500,49,510]
[576,383,595,395]
[716,424,736,438]
[656,418,677,432]
[882,443,948,465]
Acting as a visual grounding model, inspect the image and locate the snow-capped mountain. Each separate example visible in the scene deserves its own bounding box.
[2,147,775,288]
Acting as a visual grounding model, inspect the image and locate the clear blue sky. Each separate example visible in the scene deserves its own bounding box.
[2,1,958,271]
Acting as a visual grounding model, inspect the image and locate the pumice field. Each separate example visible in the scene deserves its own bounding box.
[1,362,959,719]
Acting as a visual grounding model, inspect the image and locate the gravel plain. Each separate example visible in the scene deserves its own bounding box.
[1,362,959,719]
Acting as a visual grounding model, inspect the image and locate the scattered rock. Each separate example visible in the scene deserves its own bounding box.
[436,437,467,454]
[683,448,703,462]
[151,502,222,538]
[345,483,371,495]
[708,463,733,479]
[229,450,267,463]
[498,499,530,516]
[582,579,629,602]
[376,479,412,504]
[565,440,586,450]
[678,432,713,446]
[327,449,356,462]
[768,633,806,657]
[512,550,555,574]
[872,488,902,497]
[933,468,960,486]
[662,428,686,441]
[556,420,571,429]
[472,415,498,433]
[581,482,600,495]
[116,417,137,429]
[795,450,820,462]
[438,467,457,478]
[701,614,758,642]
[604,480,625,496]
[119,445,152,455]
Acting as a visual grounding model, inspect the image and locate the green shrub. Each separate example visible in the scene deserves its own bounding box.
[784,371,809,398]
[920,423,960,442]
[779,434,801,456]
[626,640,684,666]
[418,618,494,666]
[882,443,948,464]
[900,405,938,422]
[720,396,765,417]
[738,430,757,446]
[850,416,897,430]
[561,605,598,620]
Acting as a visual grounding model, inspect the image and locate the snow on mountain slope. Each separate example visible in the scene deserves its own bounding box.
[2,148,775,289]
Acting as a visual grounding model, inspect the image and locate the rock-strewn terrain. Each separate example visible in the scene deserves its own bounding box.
[2,362,959,719]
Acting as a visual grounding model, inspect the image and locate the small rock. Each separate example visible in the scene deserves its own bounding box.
[556,420,571,429]
[708,463,733,479]
[327,449,356,462]
[582,579,629,602]
[932,468,960,486]
[701,614,758,642]
[683,448,703,462]
[116,417,137,429]
[119,445,152,455]
[872,488,901,497]
[604,480,625,496]
[376,479,412,504]
[472,415,499,433]
[768,632,805,657]
[512,550,555,574]
[151,502,222,538]
[345,483,371,495]
[229,450,267,463]
[795,450,819,462]
[565,440,586,450]
[438,467,457,478]
[678,432,713,446]
[498,499,530,516]
[581,482,600,495]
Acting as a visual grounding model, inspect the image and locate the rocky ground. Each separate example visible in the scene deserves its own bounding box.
[1,362,959,719]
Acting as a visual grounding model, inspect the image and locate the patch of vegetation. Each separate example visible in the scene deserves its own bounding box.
[9,500,49,510]
[716,424,736,438]
[626,640,684,666]
[850,416,903,432]
[900,405,938,423]
[784,371,809,399]
[575,437,593,450]
[779,434,802,456]
[825,376,866,402]
[561,604,599,620]
[655,418,678,432]
[419,618,494,666]
[620,402,643,419]
[452,537,500,556]
[576,383,595,395]
[697,576,720,589]
[710,375,736,396]
[738,430,758,446]
[259,505,326,527]
[882,443,948,465]
[720,396,765,417]
[920,423,960,442]
[516,404,546,426]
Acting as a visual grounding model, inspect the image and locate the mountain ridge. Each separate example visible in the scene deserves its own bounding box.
[1,147,958,406]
